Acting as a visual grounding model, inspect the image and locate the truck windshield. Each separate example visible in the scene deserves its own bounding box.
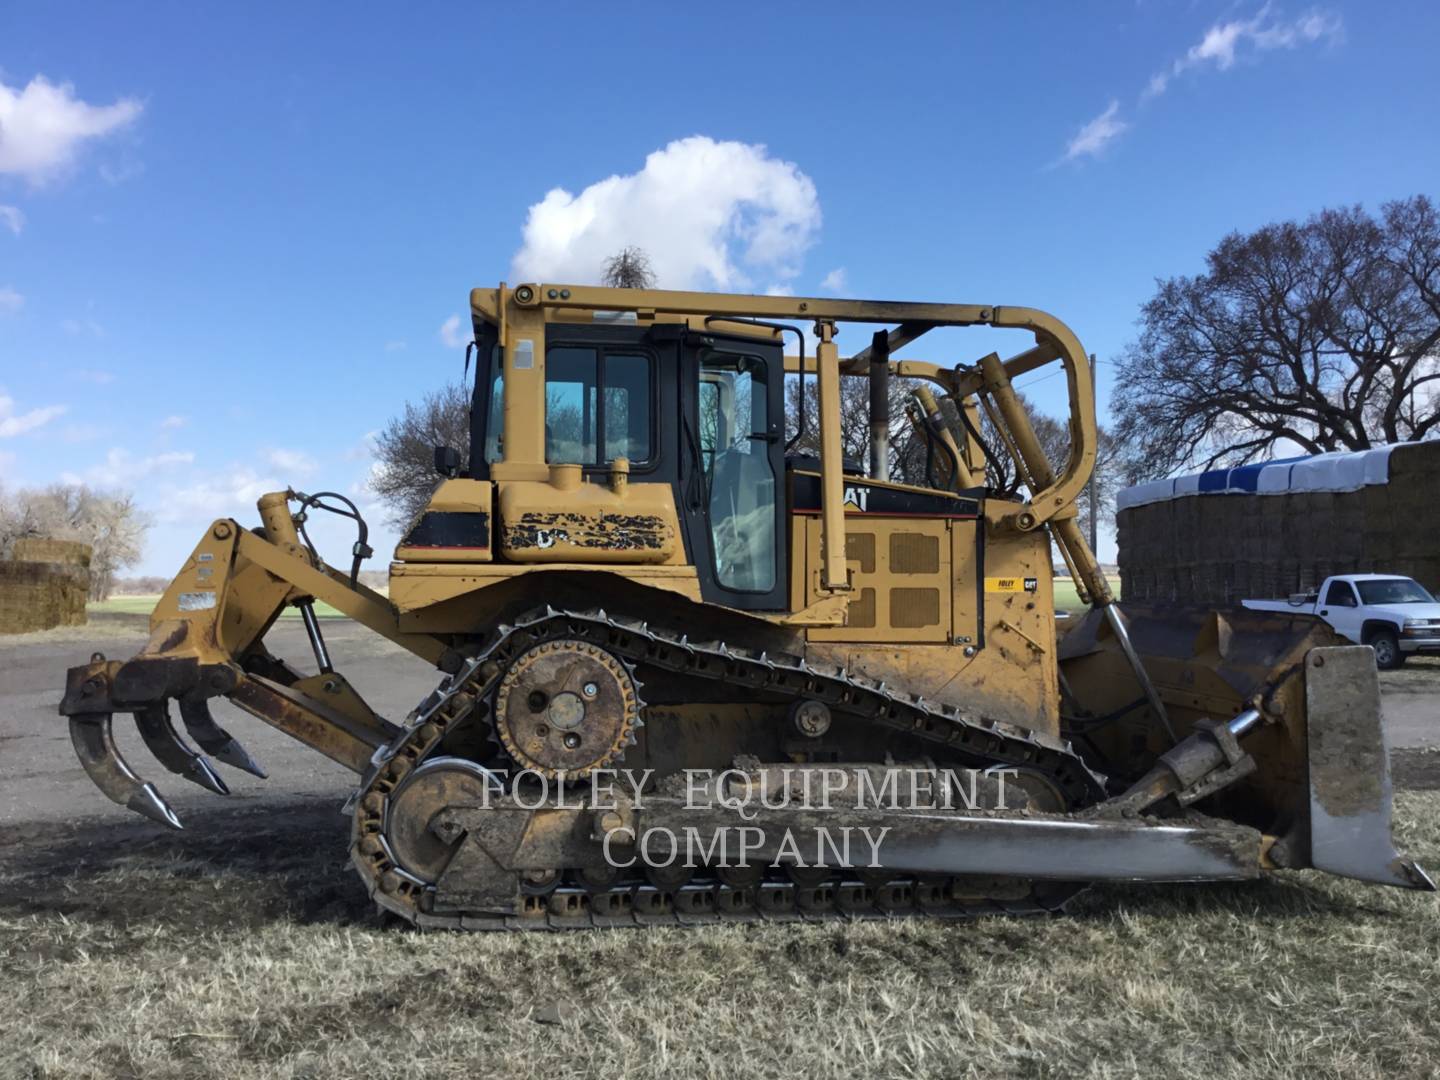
[1356,578,1435,605]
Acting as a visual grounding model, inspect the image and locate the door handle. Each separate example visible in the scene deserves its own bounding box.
[1320,609,1329,616]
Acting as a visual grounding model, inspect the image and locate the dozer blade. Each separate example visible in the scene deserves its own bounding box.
[178,698,267,779]
[1305,646,1435,891]
[69,712,184,829]
[135,703,231,796]
[1061,607,1433,891]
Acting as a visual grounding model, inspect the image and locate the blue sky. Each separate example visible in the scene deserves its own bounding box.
[2,1,1436,574]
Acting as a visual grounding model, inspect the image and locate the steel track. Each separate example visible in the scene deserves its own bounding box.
[349,607,1106,930]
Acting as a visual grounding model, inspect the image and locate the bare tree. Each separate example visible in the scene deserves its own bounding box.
[784,373,927,482]
[976,397,1118,548]
[602,247,656,289]
[370,383,471,527]
[1114,195,1440,479]
[0,482,150,599]
[779,373,1118,536]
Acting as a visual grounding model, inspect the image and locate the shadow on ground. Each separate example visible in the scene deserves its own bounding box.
[5,781,1432,937]
[0,797,371,936]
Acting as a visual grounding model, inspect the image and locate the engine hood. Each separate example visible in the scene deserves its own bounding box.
[1366,602,1440,623]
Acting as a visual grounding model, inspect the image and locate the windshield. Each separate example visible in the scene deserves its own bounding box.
[1356,578,1436,605]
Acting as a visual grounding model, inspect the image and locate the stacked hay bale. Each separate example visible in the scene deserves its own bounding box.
[1386,445,1440,590]
[0,539,92,633]
[1118,441,1440,605]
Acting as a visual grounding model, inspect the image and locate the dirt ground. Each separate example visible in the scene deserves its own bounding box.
[0,613,422,828]
[5,613,1436,828]
[2,614,1439,1078]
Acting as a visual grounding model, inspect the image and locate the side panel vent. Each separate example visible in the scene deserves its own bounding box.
[890,533,940,574]
[890,587,941,628]
[847,532,876,574]
[848,587,877,628]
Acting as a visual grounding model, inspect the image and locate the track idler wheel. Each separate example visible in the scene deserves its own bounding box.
[383,757,504,884]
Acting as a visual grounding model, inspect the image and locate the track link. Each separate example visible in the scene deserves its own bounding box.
[349,607,1107,929]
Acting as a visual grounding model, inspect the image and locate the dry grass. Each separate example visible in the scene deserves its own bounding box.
[2,793,1438,1080]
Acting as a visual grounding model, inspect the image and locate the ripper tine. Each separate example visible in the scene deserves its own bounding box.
[135,704,230,796]
[178,698,267,779]
[68,712,184,829]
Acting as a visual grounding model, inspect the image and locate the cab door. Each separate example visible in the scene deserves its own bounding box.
[679,331,787,611]
[1319,579,1363,643]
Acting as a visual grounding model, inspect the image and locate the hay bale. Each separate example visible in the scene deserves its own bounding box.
[0,540,91,633]
[0,561,88,633]
[1388,440,1440,481]
[11,538,92,567]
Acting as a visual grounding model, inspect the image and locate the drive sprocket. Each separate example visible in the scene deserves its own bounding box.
[493,639,640,778]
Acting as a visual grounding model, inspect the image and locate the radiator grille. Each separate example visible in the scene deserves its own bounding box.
[846,532,876,574]
[848,587,877,628]
[890,587,940,628]
[890,532,940,574]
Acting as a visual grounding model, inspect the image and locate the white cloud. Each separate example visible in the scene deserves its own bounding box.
[384,340,407,352]
[156,466,281,523]
[0,450,15,475]
[1144,8,1343,98]
[159,414,187,429]
[0,286,22,315]
[62,320,106,339]
[1062,101,1128,162]
[60,447,193,486]
[510,135,821,291]
[0,205,23,235]
[0,391,66,437]
[72,367,115,383]
[0,74,143,185]
[820,268,847,292]
[438,314,469,349]
[265,447,319,475]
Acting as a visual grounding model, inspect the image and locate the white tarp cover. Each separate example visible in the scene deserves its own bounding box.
[1116,443,1411,511]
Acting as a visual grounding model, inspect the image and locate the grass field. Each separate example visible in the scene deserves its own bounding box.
[1053,576,1121,614]
[2,785,1437,1079]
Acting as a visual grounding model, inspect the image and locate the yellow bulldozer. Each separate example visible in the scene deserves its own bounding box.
[59,284,1432,928]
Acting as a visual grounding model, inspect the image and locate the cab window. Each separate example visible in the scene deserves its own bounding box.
[545,347,653,465]
[1323,581,1358,608]
[699,351,775,592]
[484,370,504,464]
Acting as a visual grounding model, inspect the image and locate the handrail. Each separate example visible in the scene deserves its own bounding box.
[502,284,1098,531]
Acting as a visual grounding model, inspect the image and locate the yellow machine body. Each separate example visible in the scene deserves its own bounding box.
[55,282,1432,928]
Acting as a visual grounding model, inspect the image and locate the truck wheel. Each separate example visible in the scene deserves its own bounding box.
[1368,630,1404,670]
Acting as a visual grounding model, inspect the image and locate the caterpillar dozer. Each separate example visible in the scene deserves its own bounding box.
[58,284,1433,929]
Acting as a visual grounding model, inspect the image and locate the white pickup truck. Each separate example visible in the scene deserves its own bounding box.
[1244,574,1440,669]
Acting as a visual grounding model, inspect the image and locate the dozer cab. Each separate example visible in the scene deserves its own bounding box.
[58,284,1433,928]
